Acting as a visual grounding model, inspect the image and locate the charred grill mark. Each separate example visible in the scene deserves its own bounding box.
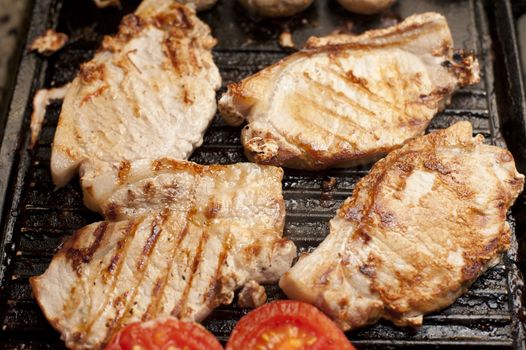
[104,213,168,344]
[189,38,201,69]
[205,201,221,219]
[105,203,118,221]
[143,181,156,198]
[164,36,180,73]
[114,14,144,45]
[66,222,109,276]
[205,233,233,308]
[172,228,207,319]
[80,85,109,106]
[145,218,190,318]
[154,5,193,31]
[136,217,164,271]
[82,219,142,337]
[359,264,376,278]
[118,160,131,184]
[79,62,105,83]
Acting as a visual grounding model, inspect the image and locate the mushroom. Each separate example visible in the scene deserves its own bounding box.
[238,0,314,18]
[336,0,395,15]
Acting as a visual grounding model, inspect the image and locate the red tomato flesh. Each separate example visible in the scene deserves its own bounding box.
[226,300,355,350]
[105,317,223,350]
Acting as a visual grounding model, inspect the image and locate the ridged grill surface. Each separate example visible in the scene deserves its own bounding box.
[0,0,525,349]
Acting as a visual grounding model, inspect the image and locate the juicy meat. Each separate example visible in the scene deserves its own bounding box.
[279,122,524,330]
[31,159,296,350]
[51,0,221,187]
[219,13,480,170]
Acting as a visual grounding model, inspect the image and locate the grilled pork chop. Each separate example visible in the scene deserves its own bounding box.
[51,0,221,187]
[219,13,480,170]
[280,122,524,330]
[31,159,296,350]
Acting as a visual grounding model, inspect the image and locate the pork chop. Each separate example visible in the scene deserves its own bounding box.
[219,13,480,170]
[31,159,296,350]
[279,122,524,330]
[51,0,221,187]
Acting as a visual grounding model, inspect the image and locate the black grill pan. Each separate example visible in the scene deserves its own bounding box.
[1,0,526,349]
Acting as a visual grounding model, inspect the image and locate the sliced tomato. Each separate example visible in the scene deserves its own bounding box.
[105,317,223,350]
[226,300,355,350]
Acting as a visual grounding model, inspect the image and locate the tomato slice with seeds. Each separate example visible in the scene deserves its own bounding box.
[105,317,223,350]
[226,300,355,350]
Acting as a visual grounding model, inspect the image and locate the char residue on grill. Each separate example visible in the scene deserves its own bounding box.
[0,0,525,349]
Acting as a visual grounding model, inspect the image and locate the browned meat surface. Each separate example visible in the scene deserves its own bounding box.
[219,13,479,170]
[31,159,296,349]
[280,122,524,330]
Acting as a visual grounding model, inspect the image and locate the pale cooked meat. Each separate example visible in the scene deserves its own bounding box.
[51,0,221,187]
[30,29,68,56]
[219,13,480,170]
[280,122,524,330]
[30,84,70,148]
[31,159,296,350]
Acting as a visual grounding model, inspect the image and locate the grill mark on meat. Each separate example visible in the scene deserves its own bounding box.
[205,233,233,308]
[205,201,221,219]
[65,222,109,276]
[294,93,367,141]
[328,64,409,118]
[145,219,190,318]
[302,73,376,119]
[104,212,168,343]
[154,5,193,31]
[118,160,131,184]
[172,227,208,319]
[105,202,118,221]
[80,85,109,106]
[82,219,142,337]
[79,63,105,83]
[111,14,144,48]
[137,213,165,271]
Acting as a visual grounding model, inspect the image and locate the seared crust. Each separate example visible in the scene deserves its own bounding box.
[31,159,296,350]
[51,0,221,187]
[219,12,480,170]
[280,122,524,330]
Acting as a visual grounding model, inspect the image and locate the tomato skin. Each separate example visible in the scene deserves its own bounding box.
[105,317,223,350]
[226,300,355,350]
